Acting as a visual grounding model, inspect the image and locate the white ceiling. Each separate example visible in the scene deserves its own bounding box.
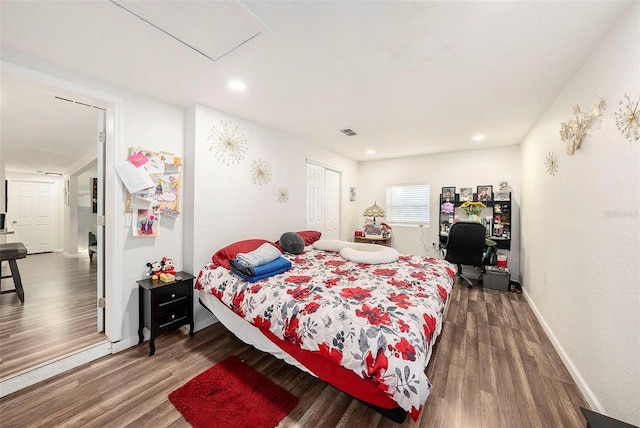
[0,0,634,174]
[1,76,103,174]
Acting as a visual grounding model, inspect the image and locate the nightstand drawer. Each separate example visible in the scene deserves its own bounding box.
[157,305,189,331]
[156,283,189,307]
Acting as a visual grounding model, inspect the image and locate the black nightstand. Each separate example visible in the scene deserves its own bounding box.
[137,271,195,356]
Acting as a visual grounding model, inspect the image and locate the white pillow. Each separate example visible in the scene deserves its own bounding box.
[340,245,399,264]
[312,239,399,264]
[312,239,349,252]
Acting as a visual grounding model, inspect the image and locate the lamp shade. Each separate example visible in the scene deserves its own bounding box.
[363,202,386,219]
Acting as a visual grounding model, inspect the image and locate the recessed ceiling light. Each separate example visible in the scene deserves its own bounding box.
[366,149,376,155]
[228,80,246,91]
[472,135,485,141]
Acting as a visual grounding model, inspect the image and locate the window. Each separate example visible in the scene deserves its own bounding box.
[386,184,430,226]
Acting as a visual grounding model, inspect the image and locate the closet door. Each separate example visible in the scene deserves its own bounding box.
[305,162,340,239]
[323,169,340,239]
[306,163,325,232]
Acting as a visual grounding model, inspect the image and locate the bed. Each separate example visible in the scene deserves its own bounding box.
[195,237,455,422]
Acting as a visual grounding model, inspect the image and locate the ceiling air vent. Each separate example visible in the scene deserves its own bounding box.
[340,128,358,136]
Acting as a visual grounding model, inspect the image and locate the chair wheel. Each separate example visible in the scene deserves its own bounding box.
[467,283,472,288]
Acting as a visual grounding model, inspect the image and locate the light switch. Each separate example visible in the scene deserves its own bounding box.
[125,213,132,227]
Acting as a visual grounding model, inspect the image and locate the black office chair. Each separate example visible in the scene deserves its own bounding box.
[444,221,486,288]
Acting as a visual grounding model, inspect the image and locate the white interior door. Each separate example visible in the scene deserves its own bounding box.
[306,162,341,239]
[306,163,325,232]
[7,180,57,254]
[324,169,340,240]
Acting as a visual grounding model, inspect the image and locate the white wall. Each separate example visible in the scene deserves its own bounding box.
[358,145,522,278]
[117,94,186,347]
[520,4,639,425]
[184,104,359,328]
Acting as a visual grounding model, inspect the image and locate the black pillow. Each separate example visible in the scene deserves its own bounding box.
[279,232,305,254]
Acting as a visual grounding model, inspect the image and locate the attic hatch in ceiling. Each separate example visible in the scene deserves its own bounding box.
[110,0,267,62]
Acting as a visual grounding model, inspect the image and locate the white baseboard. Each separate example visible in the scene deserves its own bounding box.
[522,289,604,413]
[111,336,140,354]
[111,317,218,355]
[0,341,112,398]
[62,252,80,258]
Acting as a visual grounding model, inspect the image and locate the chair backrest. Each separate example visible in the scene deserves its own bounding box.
[444,221,486,267]
[89,231,97,246]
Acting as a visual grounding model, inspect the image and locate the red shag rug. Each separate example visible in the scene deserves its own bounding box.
[169,355,299,428]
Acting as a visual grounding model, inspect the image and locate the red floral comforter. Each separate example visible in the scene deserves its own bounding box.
[196,247,455,418]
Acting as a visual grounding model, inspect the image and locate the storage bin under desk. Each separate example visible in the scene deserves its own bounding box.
[483,266,510,291]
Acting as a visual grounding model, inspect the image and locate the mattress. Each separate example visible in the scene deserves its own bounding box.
[196,246,455,420]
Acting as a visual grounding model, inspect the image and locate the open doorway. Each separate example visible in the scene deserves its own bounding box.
[0,72,112,393]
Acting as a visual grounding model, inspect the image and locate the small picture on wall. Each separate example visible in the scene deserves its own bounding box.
[349,187,356,202]
[441,187,455,201]
[477,185,493,202]
[459,187,473,201]
[134,209,159,237]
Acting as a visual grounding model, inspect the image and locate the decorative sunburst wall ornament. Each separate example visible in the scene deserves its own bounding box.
[277,187,290,203]
[208,120,248,165]
[545,152,559,176]
[559,97,605,155]
[251,159,272,186]
[614,94,640,142]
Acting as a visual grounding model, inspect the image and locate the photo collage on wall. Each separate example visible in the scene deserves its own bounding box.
[116,147,182,237]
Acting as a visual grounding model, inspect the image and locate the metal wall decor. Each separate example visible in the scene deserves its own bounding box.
[278,187,290,203]
[614,94,639,142]
[251,159,272,186]
[559,97,605,155]
[545,151,559,176]
[208,120,248,165]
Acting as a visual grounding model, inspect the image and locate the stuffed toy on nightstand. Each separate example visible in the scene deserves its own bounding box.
[146,260,163,280]
[161,257,176,275]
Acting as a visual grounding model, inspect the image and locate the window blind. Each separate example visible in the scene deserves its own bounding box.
[385,184,430,226]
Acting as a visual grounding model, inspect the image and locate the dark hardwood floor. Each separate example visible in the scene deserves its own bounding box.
[0,251,105,380]
[0,277,590,427]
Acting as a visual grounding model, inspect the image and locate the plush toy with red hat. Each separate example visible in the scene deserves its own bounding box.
[161,257,176,275]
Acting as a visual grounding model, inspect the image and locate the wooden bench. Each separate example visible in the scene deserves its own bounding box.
[0,242,27,303]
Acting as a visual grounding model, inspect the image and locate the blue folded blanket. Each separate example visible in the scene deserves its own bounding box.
[232,264,292,283]
[231,256,292,283]
[236,243,281,267]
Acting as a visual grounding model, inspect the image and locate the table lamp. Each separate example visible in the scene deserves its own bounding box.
[363,202,386,225]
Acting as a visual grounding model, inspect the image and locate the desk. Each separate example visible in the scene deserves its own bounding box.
[354,236,392,247]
